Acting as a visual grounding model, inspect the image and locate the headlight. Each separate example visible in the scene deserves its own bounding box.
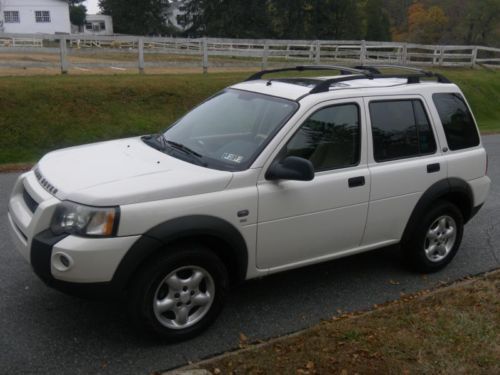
[51,201,119,237]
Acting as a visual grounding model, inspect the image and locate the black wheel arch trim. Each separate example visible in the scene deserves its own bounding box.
[111,215,249,291]
[402,177,476,244]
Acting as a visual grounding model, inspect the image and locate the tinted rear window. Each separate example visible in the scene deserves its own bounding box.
[370,100,436,162]
[432,93,480,150]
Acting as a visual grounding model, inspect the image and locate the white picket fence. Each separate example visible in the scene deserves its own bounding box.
[0,33,499,73]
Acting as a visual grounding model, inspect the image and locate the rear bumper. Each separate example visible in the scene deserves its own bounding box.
[469,175,491,208]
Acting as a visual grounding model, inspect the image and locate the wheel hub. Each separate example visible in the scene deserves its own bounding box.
[424,215,457,262]
[152,265,215,330]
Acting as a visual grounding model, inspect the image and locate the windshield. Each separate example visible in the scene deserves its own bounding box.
[161,89,298,171]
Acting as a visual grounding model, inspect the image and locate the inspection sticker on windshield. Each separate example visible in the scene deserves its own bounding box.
[222,153,244,163]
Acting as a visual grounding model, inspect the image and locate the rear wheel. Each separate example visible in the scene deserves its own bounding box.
[128,243,228,341]
[404,200,464,273]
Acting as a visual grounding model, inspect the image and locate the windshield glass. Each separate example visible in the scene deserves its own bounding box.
[162,89,298,171]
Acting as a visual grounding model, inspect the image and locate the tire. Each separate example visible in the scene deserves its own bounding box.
[404,200,464,273]
[128,242,228,341]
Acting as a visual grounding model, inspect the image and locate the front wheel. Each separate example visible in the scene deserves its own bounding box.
[404,200,464,273]
[128,244,228,341]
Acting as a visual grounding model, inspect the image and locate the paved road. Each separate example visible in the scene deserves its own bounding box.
[1,136,499,375]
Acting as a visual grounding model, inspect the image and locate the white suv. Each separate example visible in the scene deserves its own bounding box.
[8,65,490,341]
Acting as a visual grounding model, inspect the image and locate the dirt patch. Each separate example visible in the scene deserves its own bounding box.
[0,163,33,173]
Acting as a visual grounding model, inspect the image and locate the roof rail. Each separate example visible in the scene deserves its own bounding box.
[354,65,382,74]
[309,72,452,94]
[244,64,452,96]
[353,64,451,83]
[245,65,372,81]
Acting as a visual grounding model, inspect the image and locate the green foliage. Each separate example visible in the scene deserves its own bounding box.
[91,0,499,46]
[182,0,363,39]
[69,4,87,27]
[180,0,271,38]
[365,0,391,41]
[98,0,171,35]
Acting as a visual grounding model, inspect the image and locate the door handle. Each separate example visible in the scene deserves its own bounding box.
[427,163,440,173]
[348,176,365,188]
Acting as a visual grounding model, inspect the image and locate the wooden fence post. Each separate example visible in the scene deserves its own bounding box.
[59,37,69,74]
[472,46,478,68]
[439,47,444,66]
[138,37,145,74]
[315,40,321,65]
[261,40,269,70]
[360,40,367,64]
[202,37,208,74]
[402,43,408,64]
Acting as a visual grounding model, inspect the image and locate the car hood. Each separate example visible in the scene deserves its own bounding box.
[36,137,233,205]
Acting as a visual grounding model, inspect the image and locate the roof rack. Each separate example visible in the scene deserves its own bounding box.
[245,65,372,81]
[244,64,452,95]
[354,64,451,83]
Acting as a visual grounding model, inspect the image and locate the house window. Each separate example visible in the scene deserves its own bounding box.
[4,11,20,23]
[85,22,93,30]
[35,11,51,23]
[100,21,106,30]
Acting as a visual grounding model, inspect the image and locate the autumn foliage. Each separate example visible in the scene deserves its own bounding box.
[407,2,448,43]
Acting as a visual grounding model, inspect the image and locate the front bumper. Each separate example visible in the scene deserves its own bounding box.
[29,230,139,297]
[8,172,140,297]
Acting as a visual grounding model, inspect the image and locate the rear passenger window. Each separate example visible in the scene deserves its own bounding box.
[433,93,480,150]
[370,100,436,162]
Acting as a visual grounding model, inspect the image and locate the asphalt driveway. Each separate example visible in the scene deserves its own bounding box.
[1,135,499,375]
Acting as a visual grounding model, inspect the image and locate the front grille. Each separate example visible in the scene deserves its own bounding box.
[23,188,39,213]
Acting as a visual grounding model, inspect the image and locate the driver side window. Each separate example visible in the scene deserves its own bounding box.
[284,104,361,172]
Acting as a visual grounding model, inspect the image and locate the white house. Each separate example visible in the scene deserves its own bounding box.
[0,0,70,34]
[83,14,113,35]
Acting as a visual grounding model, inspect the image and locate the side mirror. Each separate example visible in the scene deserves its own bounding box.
[266,156,315,181]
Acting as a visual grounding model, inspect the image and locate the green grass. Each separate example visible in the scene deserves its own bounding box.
[0,68,498,164]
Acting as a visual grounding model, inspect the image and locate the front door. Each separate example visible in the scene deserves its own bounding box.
[256,99,370,270]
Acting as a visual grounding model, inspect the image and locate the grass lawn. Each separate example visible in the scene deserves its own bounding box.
[0,68,498,164]
[192,270,500,374]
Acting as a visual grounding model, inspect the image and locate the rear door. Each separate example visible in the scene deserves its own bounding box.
[362,95,447,246]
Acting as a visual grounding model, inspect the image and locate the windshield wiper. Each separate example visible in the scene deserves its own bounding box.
[142,134,206,167]
[165,139,203,158]
[141,134,167,151]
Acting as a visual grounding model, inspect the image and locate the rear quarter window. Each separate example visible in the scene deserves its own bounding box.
[432,93,480,150]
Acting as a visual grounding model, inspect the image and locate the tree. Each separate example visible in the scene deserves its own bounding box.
[462,0,500,45]
[99,0,171,35]
[69,0,87,29]
[407,2,448,44]
[180,0,363,40]
[311,0,363,40]
[365,0,391,41]
[181,0,271,38]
